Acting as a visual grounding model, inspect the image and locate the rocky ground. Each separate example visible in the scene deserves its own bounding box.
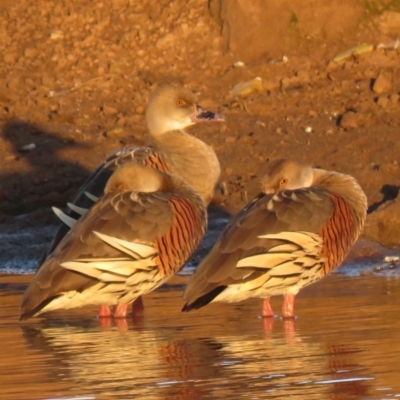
[1,0,400,262]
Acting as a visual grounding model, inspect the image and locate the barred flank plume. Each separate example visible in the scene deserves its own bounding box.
[156,195,206,276]
[320,193,358,275]
[143,151,170,173]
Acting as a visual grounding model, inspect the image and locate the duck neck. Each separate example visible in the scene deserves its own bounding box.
[150,129,220,205]
[312,168,367,230]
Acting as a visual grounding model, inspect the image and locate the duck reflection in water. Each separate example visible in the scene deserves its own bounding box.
[20,311,372,400]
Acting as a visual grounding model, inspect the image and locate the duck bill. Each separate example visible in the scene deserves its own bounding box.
[191,104,226,123]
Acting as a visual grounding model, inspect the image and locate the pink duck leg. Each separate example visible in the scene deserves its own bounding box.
[113,297,144,318]
[98,305,112,318]
[282,293,296,318]
[262,297,274,317]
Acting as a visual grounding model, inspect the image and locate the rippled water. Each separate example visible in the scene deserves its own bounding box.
[1,274,400,400]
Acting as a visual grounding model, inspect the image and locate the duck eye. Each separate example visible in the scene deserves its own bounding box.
[176,99,186,107]
[118,183,127,191]
[279,178,288,186]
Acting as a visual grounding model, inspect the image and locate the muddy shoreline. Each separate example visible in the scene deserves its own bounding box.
[1,1,400,252]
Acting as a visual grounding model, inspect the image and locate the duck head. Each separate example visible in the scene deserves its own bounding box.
[260,159,314,194]
[145,85,226,135]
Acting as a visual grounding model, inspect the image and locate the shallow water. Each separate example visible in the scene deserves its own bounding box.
[1,274,400,400]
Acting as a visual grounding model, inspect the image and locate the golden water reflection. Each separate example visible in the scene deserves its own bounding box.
[1,274,400,399]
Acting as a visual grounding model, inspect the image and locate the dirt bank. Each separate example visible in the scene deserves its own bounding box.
[1,0,400,250]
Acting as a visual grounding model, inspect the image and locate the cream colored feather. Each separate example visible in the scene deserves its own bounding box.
[52,207,77,228]
[67,202,88,216]
[93,231,157,259]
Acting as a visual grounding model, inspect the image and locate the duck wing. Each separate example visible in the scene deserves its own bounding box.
[183,187,357,310]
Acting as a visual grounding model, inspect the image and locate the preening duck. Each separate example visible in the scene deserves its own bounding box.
[182,159,367,318]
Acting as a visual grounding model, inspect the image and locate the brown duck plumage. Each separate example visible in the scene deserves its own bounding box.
[45,84,224,258]
[21,163,207,320]
[182,159,367,318]
[38,85,224,318]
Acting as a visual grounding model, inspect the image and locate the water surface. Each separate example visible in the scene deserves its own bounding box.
[1,274,400,399]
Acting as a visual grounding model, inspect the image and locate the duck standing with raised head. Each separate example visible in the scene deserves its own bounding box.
[182,159,367,318]
[47,84,224,256]
[39,85,225,318]
[21,163,207,320]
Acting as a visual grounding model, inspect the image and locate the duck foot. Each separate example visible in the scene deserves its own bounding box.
[261,297,274,317]
[113,303,129,318]
[98,304,112,318]
[281,293,296,318]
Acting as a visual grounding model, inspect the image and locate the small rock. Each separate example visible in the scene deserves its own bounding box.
[7,76,21,89]
[372,72,392,94]
[362,201,400,248]
[241,136,257,145]
[225,136,236,143]
[105,128,125,138]
[50,30,64,40]
[339,111,359,129]
[156,33,175,49]
[281,76,300,90]
[116,116,126,126]
[135,106,145,114]
[376,95,389,108]
[24,48,39,58]
[102,105,118,116]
